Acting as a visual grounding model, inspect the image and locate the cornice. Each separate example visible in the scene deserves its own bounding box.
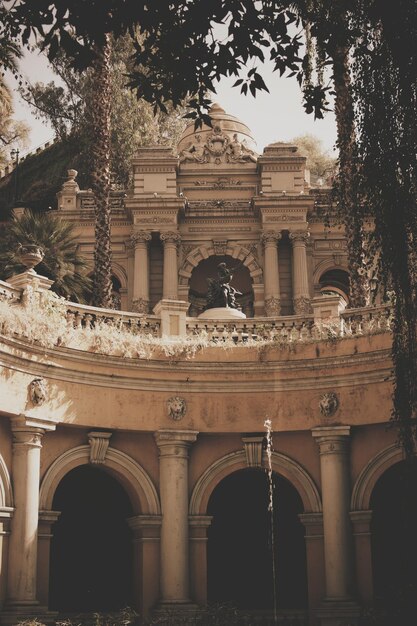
[0,335,393,394]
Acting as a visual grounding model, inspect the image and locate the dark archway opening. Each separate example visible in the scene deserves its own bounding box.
[319,268,350,302]
[189,255,254,317]
[207,468,307,611]
[49,465,134,612]
[371,460,417,622]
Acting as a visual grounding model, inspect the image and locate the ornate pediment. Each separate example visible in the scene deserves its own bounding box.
[179,124,257,166]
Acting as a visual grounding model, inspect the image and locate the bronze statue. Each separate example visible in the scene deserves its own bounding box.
[205,261,243,310]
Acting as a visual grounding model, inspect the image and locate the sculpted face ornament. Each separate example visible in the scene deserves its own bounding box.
[29,377,48,405]
[319,392,339,417]
[167,396,187,421]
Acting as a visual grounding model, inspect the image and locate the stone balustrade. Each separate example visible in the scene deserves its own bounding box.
[0,268,395,347]
[0,280,21,302]
[66,302,161,336]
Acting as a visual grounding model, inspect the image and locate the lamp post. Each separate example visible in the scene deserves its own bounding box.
[10,148,20,205]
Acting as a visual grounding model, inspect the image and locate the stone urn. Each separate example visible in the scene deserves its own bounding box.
[17,244,45,271]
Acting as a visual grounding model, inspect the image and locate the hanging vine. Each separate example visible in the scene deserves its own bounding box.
[351,1,417,454]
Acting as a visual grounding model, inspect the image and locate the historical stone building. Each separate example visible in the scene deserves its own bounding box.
[0,105,414,626]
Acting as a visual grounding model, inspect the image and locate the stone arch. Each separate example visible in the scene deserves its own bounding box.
[351,443,405,511]
[190,450,322,515]
[0,453,13,508]
[179,243,263,287]
[110,262,128,290]
[39,445,160,515]
[313,258,349,288]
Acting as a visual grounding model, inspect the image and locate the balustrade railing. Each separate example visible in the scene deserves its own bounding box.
[66,301,160,336]
[341,304,394,336]
[0,280,21,302]
[186,315,315,344]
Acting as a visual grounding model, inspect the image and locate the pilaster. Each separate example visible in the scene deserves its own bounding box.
[131,230,152,313]
[161,231,181,300]
[290,230,311,315]
[127,515,162,619]
[261,231,282,316]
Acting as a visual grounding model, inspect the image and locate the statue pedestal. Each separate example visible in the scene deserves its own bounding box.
[198,307,246,320]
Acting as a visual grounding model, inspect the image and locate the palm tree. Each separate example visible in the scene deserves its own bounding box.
[0,210,92,302]
[89,34,113,308]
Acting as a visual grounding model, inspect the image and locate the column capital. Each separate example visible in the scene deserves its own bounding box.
[131,230,152,246]
[11,415,56,447]
[312,425,351,455]
[161,231,181,246]
[154,429,198,457]
[289,229,310,245]
[261,230,282,245]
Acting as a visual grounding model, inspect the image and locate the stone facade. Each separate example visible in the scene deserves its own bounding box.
[0,105,406,626]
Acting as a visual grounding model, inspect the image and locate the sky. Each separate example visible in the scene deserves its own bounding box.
[9,47,338,158]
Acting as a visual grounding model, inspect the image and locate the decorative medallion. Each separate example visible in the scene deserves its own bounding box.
[319,392,339,417]
[28,378,47,406]
[167,396,187,421]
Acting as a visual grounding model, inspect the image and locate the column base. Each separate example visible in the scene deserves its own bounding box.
[152,602,200,624]
[315,599,361,626]
[1,604,57,626]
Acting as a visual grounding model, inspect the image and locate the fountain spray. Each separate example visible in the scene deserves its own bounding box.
[264,418,278,625]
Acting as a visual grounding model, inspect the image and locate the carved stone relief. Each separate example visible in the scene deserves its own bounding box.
[167,396,187,421]
[28,378,47,405]
[178,124,256,165]
[319,392,339,417]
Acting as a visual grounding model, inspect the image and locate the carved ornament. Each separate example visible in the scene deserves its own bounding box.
[293,296,312,315]
[290,230,310,245]
[160,231,181,246]
[29,378,48,406]
[167,396,187,421]
[88,431,112,464]
[179,124,256,166]
[261,231,282,246]
[242,436,264,468]
[265,296,281,317]
[212,239,228,256]
[131,231,152,246]
[319,392,339,418]
[132,298,149,314]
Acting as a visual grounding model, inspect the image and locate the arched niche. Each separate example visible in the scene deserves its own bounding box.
[313,260,350,302]
[39,445,160,515]
[190,450,322,516]
[179,244,262,317]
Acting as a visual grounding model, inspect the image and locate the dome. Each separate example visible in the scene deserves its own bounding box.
[177,103,257,156]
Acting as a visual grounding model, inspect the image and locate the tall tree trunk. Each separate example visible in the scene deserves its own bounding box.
[332,42,367,308]
[90,34,113,308]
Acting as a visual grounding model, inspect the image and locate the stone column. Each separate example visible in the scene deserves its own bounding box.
[7,416,55,609]
[132,231,152,313]
[261,231,282,316]
[154,430,198,605]
[290,230,311,315]
[161,232,181,300]
[312,426,354,601]
[189,515,213,605]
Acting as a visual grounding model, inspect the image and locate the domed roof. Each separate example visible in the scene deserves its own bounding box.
[177,103,257,155]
